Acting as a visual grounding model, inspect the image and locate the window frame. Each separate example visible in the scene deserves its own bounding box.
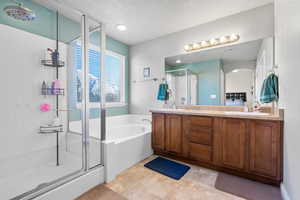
[75,42,126,108]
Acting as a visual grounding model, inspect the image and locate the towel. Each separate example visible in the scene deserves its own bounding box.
[260,73,279,103]
[157,83,169,101]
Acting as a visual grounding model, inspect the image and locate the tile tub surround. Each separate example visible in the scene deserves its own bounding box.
[150,106,284,121]
[105,156,245,200]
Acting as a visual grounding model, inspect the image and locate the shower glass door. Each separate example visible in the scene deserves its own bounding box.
[87,19,104,169]
[0,1,104,199]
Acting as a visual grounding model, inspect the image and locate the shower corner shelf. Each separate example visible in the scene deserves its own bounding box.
[39,125,63,134]
[41,59,65,68]
[41,88,65,96]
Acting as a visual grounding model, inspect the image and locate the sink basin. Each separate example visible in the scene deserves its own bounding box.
[224,111,269,116]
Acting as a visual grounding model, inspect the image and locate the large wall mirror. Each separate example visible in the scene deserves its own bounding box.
[164,37,274,107]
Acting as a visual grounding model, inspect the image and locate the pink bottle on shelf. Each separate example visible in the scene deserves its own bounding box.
[40,104,51,112]
[53,80,60,95]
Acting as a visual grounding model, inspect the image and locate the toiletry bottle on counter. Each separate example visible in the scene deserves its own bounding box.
[244,103,249,112]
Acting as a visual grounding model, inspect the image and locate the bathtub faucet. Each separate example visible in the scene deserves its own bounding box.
[142,119,152,124]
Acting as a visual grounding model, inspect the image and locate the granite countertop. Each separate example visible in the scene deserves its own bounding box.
[150,108,283,121]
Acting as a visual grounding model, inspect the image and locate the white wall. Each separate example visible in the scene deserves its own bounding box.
[225,70,254,105]
[129,4,274,114]
[0,24,67,164]
[275,0,300,199]
[256,37,274,101]
[190,75,197,105]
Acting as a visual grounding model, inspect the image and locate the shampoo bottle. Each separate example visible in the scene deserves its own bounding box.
[42,81,47,96]
[53,80,60,95]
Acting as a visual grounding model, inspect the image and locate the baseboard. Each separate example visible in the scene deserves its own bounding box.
[281,183,291,200]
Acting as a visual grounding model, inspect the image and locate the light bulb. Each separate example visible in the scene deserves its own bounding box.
[192,43,200,49]
[117,24,127,31]
[210,38,218,45]
[220,36,229,43]
[201,41,209,47]
[184,44,191,51]
[230,34,239,41]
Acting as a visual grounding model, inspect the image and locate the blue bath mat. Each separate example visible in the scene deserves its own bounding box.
[144,157,190,180]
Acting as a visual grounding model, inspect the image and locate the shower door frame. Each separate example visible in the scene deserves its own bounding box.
[12,13,106,200]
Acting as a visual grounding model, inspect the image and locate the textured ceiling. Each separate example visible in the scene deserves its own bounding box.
[34,0,273,45]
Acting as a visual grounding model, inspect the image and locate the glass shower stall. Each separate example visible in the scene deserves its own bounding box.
[0,1,105,199]
[166,68,198,106]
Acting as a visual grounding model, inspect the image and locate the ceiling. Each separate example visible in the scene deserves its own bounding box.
[34,0,273,45]
[165,39,263,67]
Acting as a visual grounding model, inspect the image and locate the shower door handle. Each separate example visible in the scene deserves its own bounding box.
[101,108,106,141]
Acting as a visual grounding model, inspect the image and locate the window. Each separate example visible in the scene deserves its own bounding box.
[74,42,125,107]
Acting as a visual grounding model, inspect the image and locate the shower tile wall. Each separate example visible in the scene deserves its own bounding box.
[0,24,68,161]
[0,24,72,199]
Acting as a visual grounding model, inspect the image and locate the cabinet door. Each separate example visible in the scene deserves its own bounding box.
[152,113,165,151]
[221,119,247,170]
[249,120,281,177]
[165,114,182,155]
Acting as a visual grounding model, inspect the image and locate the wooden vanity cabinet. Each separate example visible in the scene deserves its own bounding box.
[152,113,165,151]
[213,118,283,183]
[165,114,182,155]
[151,113,283,185]
[219,118,248,171]
[249,120,282,178]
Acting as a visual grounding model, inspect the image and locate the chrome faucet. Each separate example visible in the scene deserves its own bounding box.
[171,101,177,109]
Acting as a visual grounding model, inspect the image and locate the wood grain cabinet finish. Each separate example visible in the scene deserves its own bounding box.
[249,120,281,178]
[189,143,212,162]
[183,116,212,145]
[220,119,247,171]
[165,114,182,155]
[152,113,165,151]
[182,116,213,163]
[151,113,283,185]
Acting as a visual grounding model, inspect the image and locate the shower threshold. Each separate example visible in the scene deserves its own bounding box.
[1,153,82,200]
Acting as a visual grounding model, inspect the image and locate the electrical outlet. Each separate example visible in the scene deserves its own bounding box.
[210,94,217,99]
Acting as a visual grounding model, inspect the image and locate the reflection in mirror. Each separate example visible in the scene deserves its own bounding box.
[164,37,274,107]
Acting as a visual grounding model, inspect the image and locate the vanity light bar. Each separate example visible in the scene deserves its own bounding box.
[184,34,240,52]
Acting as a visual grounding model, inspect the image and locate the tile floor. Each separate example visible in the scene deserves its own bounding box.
[78,155,245,200]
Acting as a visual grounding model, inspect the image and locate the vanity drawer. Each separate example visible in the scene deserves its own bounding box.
[189,143,212,162]
[189,116,212,127]
[187,126,212,145]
